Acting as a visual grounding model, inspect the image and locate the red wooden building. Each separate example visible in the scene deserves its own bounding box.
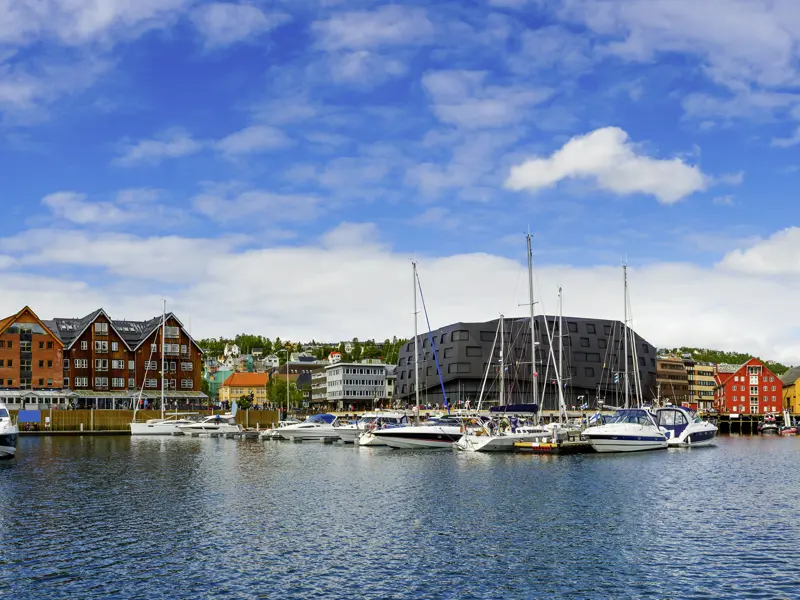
[714,358,783,415]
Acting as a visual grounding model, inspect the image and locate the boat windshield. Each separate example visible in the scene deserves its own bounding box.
[306,414,336,425]
[0,408,8,418]
[611,409,655,426]
[358,416,378,425]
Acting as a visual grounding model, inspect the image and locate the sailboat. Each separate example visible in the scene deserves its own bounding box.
[0,402,18,460]
[130,301,198,435]
[582,265,668,453]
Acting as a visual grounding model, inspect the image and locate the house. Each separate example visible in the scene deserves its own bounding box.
[328,351,342,364]
[219,372,269,406]
[264,354,280,368]
[252,348,263,358]
[223,343,240,358]
[714,358,783,415]
[325,359,388,411]
[780,366,800,413]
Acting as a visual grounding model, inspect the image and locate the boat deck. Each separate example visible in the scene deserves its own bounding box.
[513,440,592,454]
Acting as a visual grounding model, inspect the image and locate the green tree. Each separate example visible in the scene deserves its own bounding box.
[237,394,253,410]
[201,377,211,399]
[267,376,303,408]
[362,345,382,359]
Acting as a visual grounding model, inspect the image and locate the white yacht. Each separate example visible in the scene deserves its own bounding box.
[130,414,200,436]
[373,415,465,449]
[653,405,717,447]
[279,414,341,442]
[0,403,18,460]
[336,412,409,445]
[177,413,242,435]
[582,408,668,452]
[259,420,301,440]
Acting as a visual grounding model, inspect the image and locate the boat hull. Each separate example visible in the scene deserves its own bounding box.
[666,427,717,447]
[375,426,463,449]
[177,424,241,434]
[358,432,386,447]
[780,427,798,436]
[456,431,550,452]
[282,428,340,441]
[0,431,17,460]
[130,422,186,436]
[336,427,361,444]
[584,435,668,453]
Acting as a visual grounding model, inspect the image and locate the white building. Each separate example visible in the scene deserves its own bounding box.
[325,359,387,410]
[224,343,240,358]
[264,354,280,368]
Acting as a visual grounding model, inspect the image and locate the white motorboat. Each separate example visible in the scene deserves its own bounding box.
[582,408,667,453]
[280,414,341,441]
[373,416,466,449]
[259,420,301,440]
[759,414,780,435]
[653,405,717,447]
[335,412,408,445]
[177,412,242,435]
[130,414,200,436]
[0,403,18,460]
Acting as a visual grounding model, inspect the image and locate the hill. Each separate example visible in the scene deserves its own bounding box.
[659,347,791,375]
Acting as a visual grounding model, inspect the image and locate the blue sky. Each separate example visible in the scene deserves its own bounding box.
[2,0,800,361]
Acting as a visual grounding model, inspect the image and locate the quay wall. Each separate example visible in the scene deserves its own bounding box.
[10,409,279,432]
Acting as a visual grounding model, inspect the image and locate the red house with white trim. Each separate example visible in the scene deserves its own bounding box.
[714,358,783,415]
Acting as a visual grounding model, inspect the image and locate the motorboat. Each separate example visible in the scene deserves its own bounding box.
[780,410,797,435]
[130,413,200,436]
[758,414,780,435]
[653,405,717,447]
[456,416,551,453]
[259,420,301,440]
[341,412,409,446]
[372,415,467,449]
[582,408,668,453]
[0,403,18,460]
[279,414,341,442]
[177,412,242,435]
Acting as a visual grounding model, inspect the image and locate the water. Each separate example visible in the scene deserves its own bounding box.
[1,435,799,599]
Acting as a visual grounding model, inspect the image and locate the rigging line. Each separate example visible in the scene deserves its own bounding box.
[416,271,449,411]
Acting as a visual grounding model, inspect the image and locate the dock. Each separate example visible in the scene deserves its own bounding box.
[513,439,592,454]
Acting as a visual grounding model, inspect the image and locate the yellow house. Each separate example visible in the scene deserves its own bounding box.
[219,372,269,406]
[781,367,800,414]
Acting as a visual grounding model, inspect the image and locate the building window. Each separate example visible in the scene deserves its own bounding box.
[63,378,70,387]
[0,360,4,367]
[181,362,193,371]
[580,338,590,348]
[568,322,578,333]
[165,326,180,339]
[20,341,31,352]
[39,341,44,349]
[95,322,108,335]
[598,339,607,349]
[81,341,88,350]
[94,377,108,388]
[584,367,595,377]
[0,341,4,348]
[128,378,135,389]
[443,348,454,359]
[169,379,176,390]
[95,341,108,353]
[586,323,596,334]
[181,379,193,389]
[75,377,88,388]
[47,360,52,368]
[145,379,157,388]
[39,360,44,368]
[38,378,44,386]
[144,361,158,371]
[128,360,135,370]
[47,341,53,349]
[169,361,177,372]
[450,330,469,342]
[111,342,118,352]
[7,359,12,367]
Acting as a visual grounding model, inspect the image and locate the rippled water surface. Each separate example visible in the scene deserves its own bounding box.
[2,435,799,599]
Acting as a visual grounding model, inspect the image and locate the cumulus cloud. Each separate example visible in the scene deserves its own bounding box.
[192,184,319,223]
[718,227,800,276]
[312,5,434,51]
[42,191,134,225]
[505,127,709,204]
[114,129,203,166]
[191,3,291,48]
[216,125,292,155]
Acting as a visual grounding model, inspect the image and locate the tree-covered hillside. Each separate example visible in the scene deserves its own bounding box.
[660,347,791,374]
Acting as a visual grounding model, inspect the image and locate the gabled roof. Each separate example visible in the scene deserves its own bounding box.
[131,312,203,353]
[0,306,64,347]
[49,309,132,351]
[221,372,269,387]
[779,366,800,386]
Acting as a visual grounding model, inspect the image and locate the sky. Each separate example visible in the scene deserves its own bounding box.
[2,0,800,362]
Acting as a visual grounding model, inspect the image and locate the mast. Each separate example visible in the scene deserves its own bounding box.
[558,286,565,422]
[286,351,290,417]
[413,261,420,423]
[499,314,505,407]
[526,233,539,409]
[623,264,630,410]
[161,300,166,420]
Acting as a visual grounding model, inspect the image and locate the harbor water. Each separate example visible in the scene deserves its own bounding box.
[2,435,799,599]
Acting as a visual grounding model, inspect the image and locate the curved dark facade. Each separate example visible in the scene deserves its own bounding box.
[394,315,656,410]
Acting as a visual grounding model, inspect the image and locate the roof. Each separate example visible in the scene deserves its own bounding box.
[221,372,269,388]
[717,363,743,373]
[0,306,64,346]
[780,366,800,386]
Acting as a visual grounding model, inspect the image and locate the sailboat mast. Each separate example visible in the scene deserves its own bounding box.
[161,300,166,420]
[413,261,420,422]
[286,353,289,417]
[558,287,564,422]
[499,314,505,407]
[526,233,538,408]
[623,264,630,410]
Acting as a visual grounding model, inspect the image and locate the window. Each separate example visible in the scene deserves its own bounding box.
[574,352,587,362]
[21,359,30,371]
[165,344,179,355]
[563,337,571,347]
[38,378,44,386]
[47,341,53,349]
[568,322,578,333]
[112,378,125,388]
[128,360,135,370]
[74,377,88,388]
[63,378,70,387]
[81,341,88,351]
[169,361,177,372]
[181,362,193,371]
[584,367,595,377]
[145,379,157,388]
[20,378,30,390]
[447,363,470,374]
[181,344,188,355]
[443,347,454,359]
[95,359,109,370]
[0,360,4,367]
[6,379,11,386]
[74,359,88,369]
[39,360,44,368]
[181,379,193,389]
[165,326,180,338]
[94,377,108,388]
[450,330,469,342]
[111,342,118,352]
[466,346,482,358]
[638,356,645,367]
[20,341,31,352]
[95,322,108,335]
[750,386,758,395]
[128,378,135,389]
[63,359,69,370]
[39,341,44,349]
[95,341,108,353]
[112,360,125,369]
[169,379,177,390]
[480,331,495,342]
[586,323,596,334]
[151,343,158,353]
[47,360,52,368]
[580,338,590,348]
[144,361,158,371]
[7,359,11,367]
[772,385,776,391]
[0,341,4,348]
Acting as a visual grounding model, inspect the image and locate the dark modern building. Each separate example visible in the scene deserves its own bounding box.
[394,315,657,410]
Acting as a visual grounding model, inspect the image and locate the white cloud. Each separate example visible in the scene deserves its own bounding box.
[312,5,434,51]
[216,125,292,155]
[192,185,319,222]
[718,227,800,276]
[114,129,203,166]
[191,3,290,47]
[422,70,553,129]
[325,51,407,84]
[772,126,800,148]
[2,225,800,362]
[505,127,709,204]
[713,195,734,206]
[42,191,133,225]
[41,188,183,227]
